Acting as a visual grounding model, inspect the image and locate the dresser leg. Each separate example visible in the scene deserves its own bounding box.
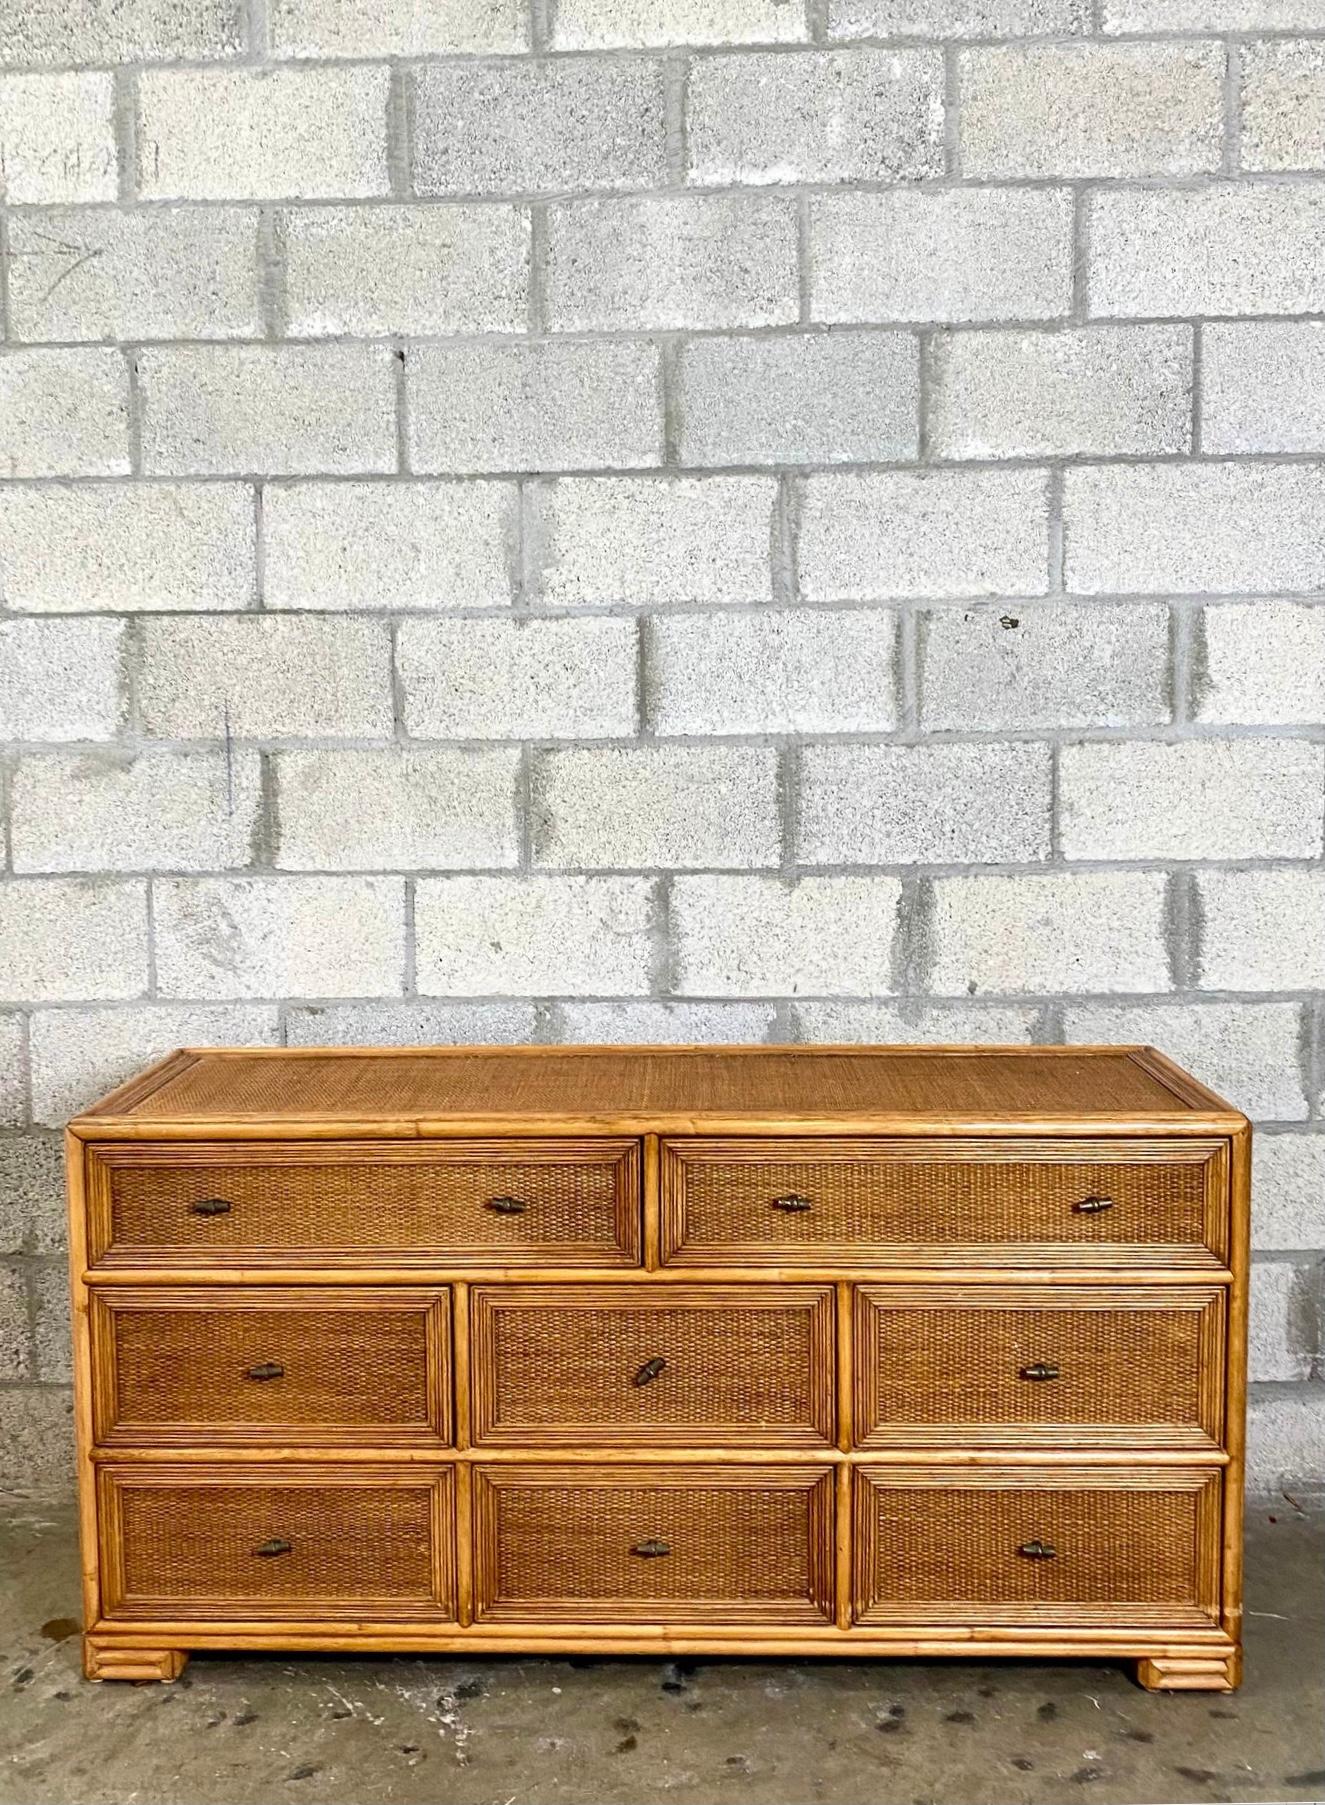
[83,1638,188,1682]
[1136,1650,1242,1693]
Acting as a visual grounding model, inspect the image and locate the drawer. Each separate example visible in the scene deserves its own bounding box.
[470,1284,835,1448]
[89,1287,450,1448]
[853,1465,1222,1629]
[86,1139,640,1269]
[660,1138,1228,1268]
[854,1284,1225,1451]
[98,1464,455,1622]
[472,1463,835,1624]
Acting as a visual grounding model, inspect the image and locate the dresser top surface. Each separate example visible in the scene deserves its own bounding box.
[73,1044,1243,1138]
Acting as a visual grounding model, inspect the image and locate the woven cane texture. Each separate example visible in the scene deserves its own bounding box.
[471,1284,835,1446]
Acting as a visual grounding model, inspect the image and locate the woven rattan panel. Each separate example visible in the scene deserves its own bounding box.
[98,1294,445,1445]
[474,1465,835,1624]
[97,1144,637,1265]
[856,1286,1222,1448]
[472,1284,835,1446]
[855,1470,1214,1626]
[104,1472,451,1619]
[664,1144,1215,1265]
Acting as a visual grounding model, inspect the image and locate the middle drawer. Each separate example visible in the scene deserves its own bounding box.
[470,1284,837,1448]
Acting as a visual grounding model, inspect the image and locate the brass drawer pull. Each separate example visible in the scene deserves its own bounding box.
[253,1538,292,1558]
[1017,1539,1056,1560]
[771,1193,813,1213]
[1019,1362,1060,1381]
[1073,1194,1114,1214]
[485,1195,527,1215]
[190,1197,232,1217]
[631,1538,670,1558]
[244,1362,285,1382]
[633,1356,667,1387]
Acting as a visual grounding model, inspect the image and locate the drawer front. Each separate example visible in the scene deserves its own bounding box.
[90,1287,450,1448]
[471,1284,835,1448]
[854,1465,1222,1629]
[87,1140,640,1268]
[98,1464,455,1622]
[661,1138,1228,1268]
[855,1284,1225,1451]
[473,1463,835,1624]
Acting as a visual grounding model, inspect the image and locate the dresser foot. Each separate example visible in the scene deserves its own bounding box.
[84,1639,188,1683]
[1136,1651,1241,1693]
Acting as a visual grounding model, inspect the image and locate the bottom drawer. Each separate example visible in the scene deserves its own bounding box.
[473,1463,836,1625]
[854,1465,1223,1629]
[98,1464,455,1622]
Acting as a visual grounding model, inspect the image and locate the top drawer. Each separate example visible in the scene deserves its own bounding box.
[85,1140,641,1269]
[659,1139,1229,1269]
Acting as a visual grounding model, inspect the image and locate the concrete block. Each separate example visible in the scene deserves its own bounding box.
[138,344,396,478]
[828,0,1087,34]
[10,749,262,875]
[1089,183,1325,318]
[154,875,406,999]
[1196,601,1325,727]
[647,608,896,734]
[1198,870,1325,993]
[414,875,654,996]
[275,747,520,872]
[1253,1136,1325,1252]
[961,43,1222,178]
[930,325,1192,460]
[138,66,389,200]
[263,480,517,612]
[1065,463,1325,596]
[283,204,529,337]
[0,1135,64,1255]
[547,195,798,332]
[138,616,393,740]
[920,602,1170,731]
[0,482,254,614]
[0,880,147,1003]
[0,72,115,202]
[29,1003,280,1127]
[0,620,124,742]
[0,0,243,67]
[399,616,637,740]
[412,58,666,196]
[1059,739,1325,861]
[534,744,781,869]
[0,348,128,478]
[1062,1000,1309,1122]
[286,1001,538,1044]
[799,469,1049,601]
[528,476,775,609]
[408,341,662,475]
[687,48,944,184]
[930,873,1170,997]
[795,1000,1040,1041]
[800,742,1052,865]
[676,331,920,467]
[558,1001,779,1040]
[7,206,260,344]
[673,875,902,996]
[270,0,527,54]
[1242,40,1325,173]
[1202,322,1325,455]
[811,189,1072,324]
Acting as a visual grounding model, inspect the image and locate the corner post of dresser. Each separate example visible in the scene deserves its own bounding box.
[65,1125,101,1647]
[83,1638,188,1683]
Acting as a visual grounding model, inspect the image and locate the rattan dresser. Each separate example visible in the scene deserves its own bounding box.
[67,1044,1248,1691]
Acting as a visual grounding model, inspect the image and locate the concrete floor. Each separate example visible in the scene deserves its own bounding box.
[0,1498,1320,1805]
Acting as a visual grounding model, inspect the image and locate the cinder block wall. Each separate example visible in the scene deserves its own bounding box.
[0,0,1323,1495]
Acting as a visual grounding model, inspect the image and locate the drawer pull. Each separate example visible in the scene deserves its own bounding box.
[1072,1194,1114,1215]
[485,1195,528,1215]
[630,1538,670,1558]
[253,1538,292,1558]
[771,1193,813,1213]
[1017,1539,1056,1560]
[1019,1362,1060,1382]
[633,1356,667,1387]
[244,1362,285,1382]
[190,1197,232,1217]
